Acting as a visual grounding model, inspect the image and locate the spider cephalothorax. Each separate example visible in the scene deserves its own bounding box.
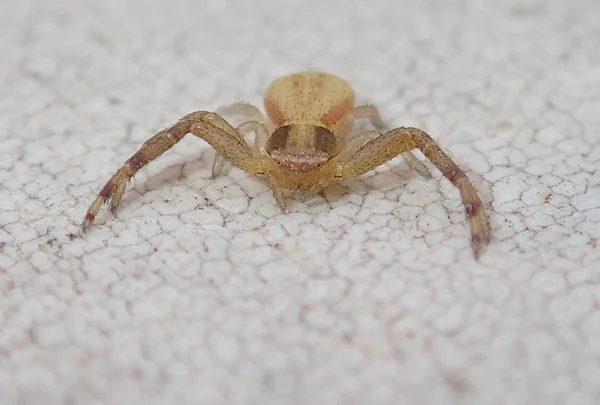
[82,71,491,258]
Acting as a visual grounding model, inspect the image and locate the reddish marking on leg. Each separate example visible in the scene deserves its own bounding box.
[84,212,95,224]
[320,97,354,129]
[464,201,474,216]
[264,98,287,127]
[128,152,145,172]
[471,233,483,247]
[456,182,482,219]
[99,181,114,199]
[443,166,463,186]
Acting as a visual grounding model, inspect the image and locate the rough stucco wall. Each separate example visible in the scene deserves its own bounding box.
[1,0,599,404]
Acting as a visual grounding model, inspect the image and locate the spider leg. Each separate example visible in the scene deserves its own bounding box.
[339,105,432,178]
[341,130,432,179]
[81,111,257,232]
[340,127,491,259]
[398,149,432,179]
[337,104,384,140]
[218,102,275,132]
[271,185,289,212]
[211,120,271,178]
[218,102,265,120]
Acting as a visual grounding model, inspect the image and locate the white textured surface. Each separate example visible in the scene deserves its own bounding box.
[1,0,600,404]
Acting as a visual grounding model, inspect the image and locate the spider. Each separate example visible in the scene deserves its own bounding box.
[81,71,491,258]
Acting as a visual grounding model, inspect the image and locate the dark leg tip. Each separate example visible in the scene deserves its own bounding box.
[471,233,491,260]
[81,213,95,233]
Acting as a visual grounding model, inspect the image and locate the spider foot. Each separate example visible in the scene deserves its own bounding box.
[470,207,492,259]
[81,171,130,232]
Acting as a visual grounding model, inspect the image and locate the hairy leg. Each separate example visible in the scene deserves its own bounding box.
[81,111,256,231]
[218,102,275,132]
[342,130,432,179]
[341,127,491,258]
[211,120,271,178]
[339,105,432,178]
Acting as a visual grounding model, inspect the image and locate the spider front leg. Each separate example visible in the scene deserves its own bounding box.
[338,105,432,179]
[81,111,258,232]
[340,127,491,259]
[341,130,432,180]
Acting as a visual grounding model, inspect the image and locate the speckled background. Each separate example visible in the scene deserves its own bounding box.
[1,0,599,404]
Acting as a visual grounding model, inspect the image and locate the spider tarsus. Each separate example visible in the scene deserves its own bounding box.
[472,233,490,260]
[81,213,95,233]
[109,192,123,213]
[470,209,492,260]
